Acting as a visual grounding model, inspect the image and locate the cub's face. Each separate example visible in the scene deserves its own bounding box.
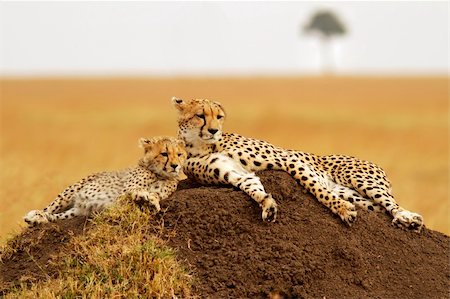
[139,137,187,178]
[172,97,226,144]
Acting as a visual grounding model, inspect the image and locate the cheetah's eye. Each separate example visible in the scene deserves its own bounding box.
[161,152,168,157]
[196,114,205,119]
[217,115,224,120]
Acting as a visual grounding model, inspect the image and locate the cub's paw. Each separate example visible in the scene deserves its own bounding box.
[147,193,161,212]
[261,194,278,223]
[337,201,357,226]
[392,209,423,232]
[131,191,161,212]
[23,210,50,226]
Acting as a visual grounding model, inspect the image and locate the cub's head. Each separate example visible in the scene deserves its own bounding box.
[172,97,226,144]
[138,136,187,179]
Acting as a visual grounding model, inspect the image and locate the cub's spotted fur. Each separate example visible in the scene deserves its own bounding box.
[172,97,423,231]
[24,136,186,226]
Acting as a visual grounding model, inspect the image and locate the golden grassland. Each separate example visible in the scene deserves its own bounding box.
[0,76,448,239]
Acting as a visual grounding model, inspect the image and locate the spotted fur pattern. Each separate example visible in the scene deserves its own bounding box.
[172,97,424,231]
[24,136,187,226]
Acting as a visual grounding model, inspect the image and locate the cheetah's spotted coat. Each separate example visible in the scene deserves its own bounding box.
[24,136,186,226]
[172,97,424,231]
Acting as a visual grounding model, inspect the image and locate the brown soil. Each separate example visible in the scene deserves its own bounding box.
[1,171,449,298]
[0,216,89,294]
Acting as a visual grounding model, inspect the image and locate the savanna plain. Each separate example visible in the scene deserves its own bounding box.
[0,76,448,241]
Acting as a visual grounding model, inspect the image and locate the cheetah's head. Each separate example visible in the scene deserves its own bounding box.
[138,136,187,179]
[172,97,226,145]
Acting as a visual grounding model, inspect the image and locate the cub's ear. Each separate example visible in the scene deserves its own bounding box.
[138,138,154,151]
[172,97,187,111]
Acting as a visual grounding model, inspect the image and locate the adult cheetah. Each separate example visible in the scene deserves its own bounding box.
[172,97,424,232]
[24,136,186,226]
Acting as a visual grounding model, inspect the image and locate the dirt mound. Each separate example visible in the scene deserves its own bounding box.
[1,171,449,298]
[0,217,89,291]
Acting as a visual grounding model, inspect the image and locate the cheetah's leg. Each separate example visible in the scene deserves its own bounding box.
[391,209,423,231]
[361,188,423,231]
[41,189,75,215]
[24,185,78,226]
[337,162,424,231]
[24,176,96,226]
[333,183,383,212]
[128,190,161,212]
[325,156,423,231]
[46,207,85,221]
[124,173,170,212]
[41,195,117,222]
[185,153,278,222]
[23,207,84,225]
[287,163,357,225]
[42,175,96,214]
[24,210,52,226]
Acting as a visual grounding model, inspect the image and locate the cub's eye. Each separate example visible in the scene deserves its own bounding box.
[196,114,205,119]
[161,152,168,157]
[217,115,224,120]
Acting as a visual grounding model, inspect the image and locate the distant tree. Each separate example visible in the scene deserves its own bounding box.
[303,10,347,75]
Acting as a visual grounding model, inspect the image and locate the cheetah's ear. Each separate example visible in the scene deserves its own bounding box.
[172,97,187,111]
[214,101,226,117]
[138,138,154,150]
[177,139,186,150]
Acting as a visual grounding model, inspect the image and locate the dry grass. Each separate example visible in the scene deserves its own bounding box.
[0,76,448,238]
[1,196,192,298]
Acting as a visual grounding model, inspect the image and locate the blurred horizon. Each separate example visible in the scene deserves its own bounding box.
[1,1,448,77]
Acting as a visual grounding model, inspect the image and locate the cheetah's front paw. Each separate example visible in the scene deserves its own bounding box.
[131,191,161,212]
[337,201,357,226]
[24,210,50,226]
[392,209,423,232]
[261,194,278,222]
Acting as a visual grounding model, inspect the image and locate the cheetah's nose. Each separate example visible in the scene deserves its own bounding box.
[208,128,218,135]
[171,164,178,170]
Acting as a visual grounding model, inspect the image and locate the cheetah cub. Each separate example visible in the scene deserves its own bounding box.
[24,136,187,226]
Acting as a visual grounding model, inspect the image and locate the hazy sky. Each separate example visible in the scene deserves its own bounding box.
[0,1,448,76]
